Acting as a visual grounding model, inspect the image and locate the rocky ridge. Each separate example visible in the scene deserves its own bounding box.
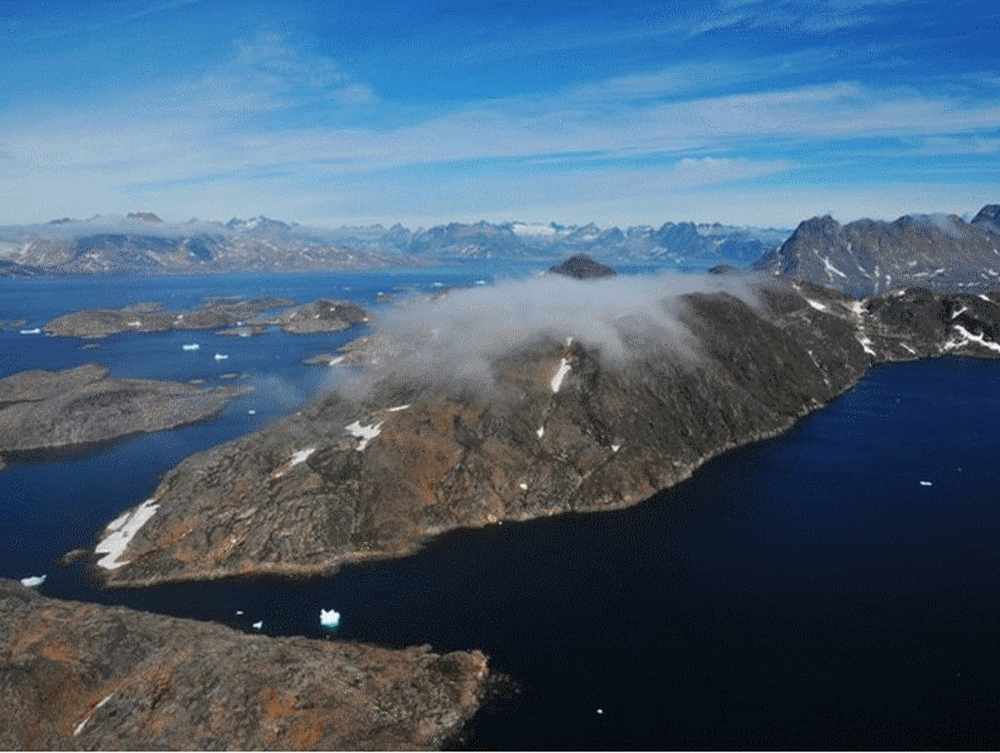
[0,578,488,750]
[1,213,788,276]
[76,271,1000,588]
[754,205,1000,295]
[0,364,250,456]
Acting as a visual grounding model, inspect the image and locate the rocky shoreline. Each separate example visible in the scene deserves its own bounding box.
[0,364,250,458]
[76,276,1000,588]
[0,579,489,750]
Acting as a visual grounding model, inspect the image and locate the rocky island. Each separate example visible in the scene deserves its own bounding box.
[0,364,250,458]
[0,578,488,750]
[71,266,1000,588]
[41,297,369,339]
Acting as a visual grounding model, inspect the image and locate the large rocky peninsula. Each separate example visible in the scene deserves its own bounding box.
[74,270,1000,588]
[0,364,249,457]
[0,578,488,750]
[41,298,368,339]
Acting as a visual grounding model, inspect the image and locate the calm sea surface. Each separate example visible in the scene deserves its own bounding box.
[1,265,998,750]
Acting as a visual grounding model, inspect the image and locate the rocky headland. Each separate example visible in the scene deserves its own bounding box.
[0,578,488,750]
[548,253,617,279]
[73,268,1000,588]
[42,297,368,339]
[0,364,250,457]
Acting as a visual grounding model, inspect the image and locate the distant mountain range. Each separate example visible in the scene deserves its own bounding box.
[0,212,790,276]
[754,205,1000,295]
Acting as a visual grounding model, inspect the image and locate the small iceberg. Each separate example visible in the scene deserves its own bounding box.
[19,328,41,335]
[214,353,229,360]
[919,480,933,487]
[320,608,341,629]
[20,574,46,588]
[236,610,244,615]
[252,620,263,629]
[182,343,200,351]
[247,409,256,415]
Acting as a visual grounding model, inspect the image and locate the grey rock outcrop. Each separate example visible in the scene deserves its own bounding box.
[754,205,1000,295]
[0,578,488,750]
[0,365,250,454]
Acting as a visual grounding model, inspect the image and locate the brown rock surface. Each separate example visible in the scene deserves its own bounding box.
[0,579,488,750]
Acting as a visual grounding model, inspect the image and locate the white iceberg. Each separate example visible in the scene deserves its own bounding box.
[182,343,200,351]
[320,608,341,628]
[919,480,933,487]
[19,328,41,335]
[236,610,244,615]
[252,620,263,629]
[214,353,229,360]
[20,574,46,588]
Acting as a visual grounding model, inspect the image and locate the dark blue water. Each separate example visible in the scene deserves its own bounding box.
[2,268,999,749]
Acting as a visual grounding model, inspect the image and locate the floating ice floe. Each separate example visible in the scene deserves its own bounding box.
[252,621,263,629]
[247,409,256,415]
[474,279,487,285]
[550,358,571,393]
[19,328,41,335]
[320,608,341,628]
[19,574,46,588]
[345,420,382,451]
[94,498,160,570]
[182,343,200,351]
[919,481,933,487]
[236,610,244,615]
[214,353,229,360]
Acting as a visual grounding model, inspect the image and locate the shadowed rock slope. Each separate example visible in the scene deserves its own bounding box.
[0,579,488,750]
[78,273,1000,588]
[0,364,250,456]
[754,205,1000,295]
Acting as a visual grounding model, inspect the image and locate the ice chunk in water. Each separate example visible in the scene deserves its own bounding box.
[320,608,341,628]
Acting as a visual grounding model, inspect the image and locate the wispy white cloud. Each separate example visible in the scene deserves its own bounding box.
[1,22,998,226]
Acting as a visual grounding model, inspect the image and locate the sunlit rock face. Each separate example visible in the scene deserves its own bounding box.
[754,205,1000,295]
[0,579,488,751]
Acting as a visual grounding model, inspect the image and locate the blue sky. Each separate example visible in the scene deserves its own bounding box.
[2,0,999,228]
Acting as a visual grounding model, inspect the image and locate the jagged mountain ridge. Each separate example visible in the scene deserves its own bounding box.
[0,213,790,275]
[754,204,1000,295]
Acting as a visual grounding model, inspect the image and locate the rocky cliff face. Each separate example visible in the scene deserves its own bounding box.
[0,365,250,456]
[73,271,1000,588]
[0,579,488,750]
[754,206,1000,295]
